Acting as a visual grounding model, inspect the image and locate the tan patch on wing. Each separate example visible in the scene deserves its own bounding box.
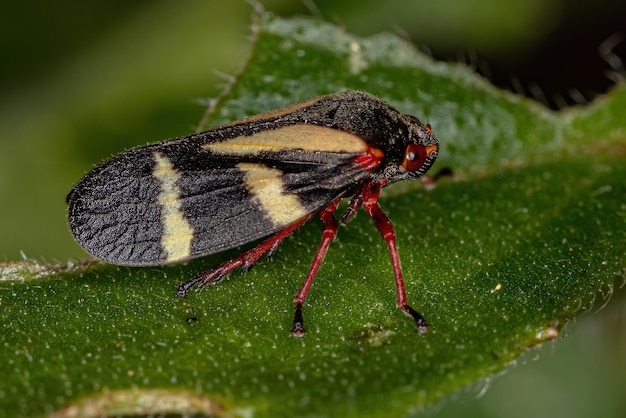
[152,152,194,262]
[237,163,309,226]
[203,124,367,156]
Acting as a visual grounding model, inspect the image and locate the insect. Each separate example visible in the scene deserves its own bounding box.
[67,90,439,335]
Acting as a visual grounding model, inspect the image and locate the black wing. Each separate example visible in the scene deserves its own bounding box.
[67,124,372,266]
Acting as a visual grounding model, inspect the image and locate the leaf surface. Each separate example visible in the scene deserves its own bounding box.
[1,13,624,418]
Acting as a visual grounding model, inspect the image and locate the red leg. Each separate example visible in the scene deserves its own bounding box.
[291,198,342,336]
[178,215,313,297]
[339,191,364,225]
[362,181,428,333]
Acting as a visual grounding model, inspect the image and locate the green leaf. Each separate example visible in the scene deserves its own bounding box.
[1,13,624,418]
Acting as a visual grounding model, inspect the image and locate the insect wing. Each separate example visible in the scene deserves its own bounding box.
[67,124,372,266]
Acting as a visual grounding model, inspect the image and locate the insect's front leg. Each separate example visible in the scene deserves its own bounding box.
[361,180,428,333]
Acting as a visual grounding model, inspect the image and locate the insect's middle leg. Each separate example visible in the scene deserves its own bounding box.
[291,198,342,336]
[178,215,313,297]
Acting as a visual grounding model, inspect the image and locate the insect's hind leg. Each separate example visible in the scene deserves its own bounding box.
[178,215,313,297]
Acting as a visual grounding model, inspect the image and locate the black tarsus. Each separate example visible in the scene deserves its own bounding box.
[291,303,305,336]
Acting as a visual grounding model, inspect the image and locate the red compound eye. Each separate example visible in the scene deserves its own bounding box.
[402,144,437,172]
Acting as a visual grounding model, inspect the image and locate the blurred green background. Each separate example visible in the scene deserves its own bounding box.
[1,1,624,417]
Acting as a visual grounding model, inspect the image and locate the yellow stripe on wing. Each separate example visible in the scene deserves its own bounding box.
[204,124,367,156]
[237,162,309,227]
[152,151,195,263]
